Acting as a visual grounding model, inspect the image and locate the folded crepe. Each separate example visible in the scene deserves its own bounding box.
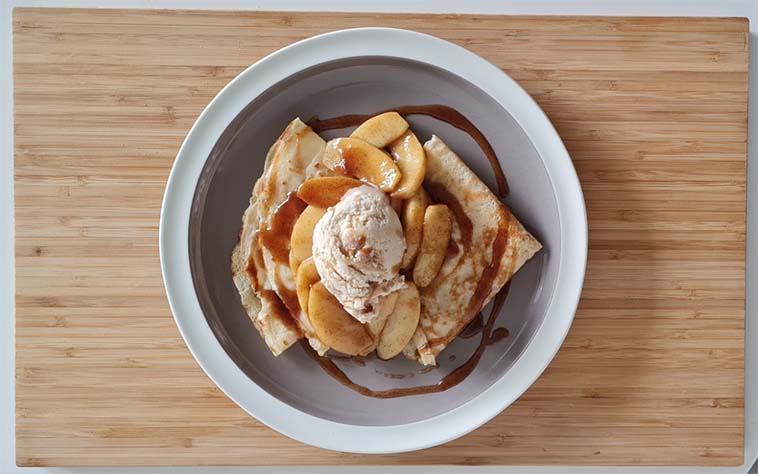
[232,122,542,364]
[231,118,330,355]
[402,135,542,365]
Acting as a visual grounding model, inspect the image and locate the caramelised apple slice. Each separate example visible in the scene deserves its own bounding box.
[388,131,426,200]
[297,176,362,208]
[401,187,430,270]
[321,137,401,193]
[289,250,301,277]
[389,197,403,216]
[290,205,326,264]
[296,257,320,316]
[377,283,421,360]
[350,111,409,148]
[308,282,374,356]
[413,204,453,287]
[365,291,400,340]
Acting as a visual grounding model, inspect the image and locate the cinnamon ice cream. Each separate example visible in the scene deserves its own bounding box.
[312,185,405,323]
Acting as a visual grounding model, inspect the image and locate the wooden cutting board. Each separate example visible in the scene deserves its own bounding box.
[13,9,748,467]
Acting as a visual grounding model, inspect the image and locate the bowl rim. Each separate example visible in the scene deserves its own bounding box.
[159,27,588,454]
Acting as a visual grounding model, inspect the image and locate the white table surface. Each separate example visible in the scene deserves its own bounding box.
[1,0,756,472]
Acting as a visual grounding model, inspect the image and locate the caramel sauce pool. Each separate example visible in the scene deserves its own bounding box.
[296,105,514,398]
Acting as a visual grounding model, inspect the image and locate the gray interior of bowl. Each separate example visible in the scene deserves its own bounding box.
[189,57,560,426]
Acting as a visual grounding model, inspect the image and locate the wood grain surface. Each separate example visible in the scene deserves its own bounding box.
[13,9,748,467]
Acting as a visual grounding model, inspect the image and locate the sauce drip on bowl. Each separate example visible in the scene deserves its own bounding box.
[301,282,511,399]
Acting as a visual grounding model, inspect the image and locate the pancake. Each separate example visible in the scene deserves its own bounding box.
[231,118,330,356]
[233,121,541,364]
[231,186,301,355]
[403,135,542,365]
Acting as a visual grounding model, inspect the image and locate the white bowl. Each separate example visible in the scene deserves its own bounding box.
[160,27,587,453]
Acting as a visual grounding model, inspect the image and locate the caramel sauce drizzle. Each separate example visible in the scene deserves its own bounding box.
[302,282,511,399]
[259,193,307,264]
[258,192,307,316]
[268,106,514,398]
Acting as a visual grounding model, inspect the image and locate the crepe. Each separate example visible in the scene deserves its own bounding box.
[231,185,301,355]
[231,118,330,356]
[403,135,542,365]
[233,122,541,364]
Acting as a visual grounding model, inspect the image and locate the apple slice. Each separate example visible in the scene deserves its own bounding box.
[365,291,400,340]
[297,176,362,208]
[413,204,452,287]
[389,197,403,216]
[401,187,430,270]
[388,131,426,199]
[308,282,374,356]
[350,111,409,148]
[377,283,421,360]
[290,205,326,263]
[289,250,301,278]
[296,257,320,316]
[321,137,401,193]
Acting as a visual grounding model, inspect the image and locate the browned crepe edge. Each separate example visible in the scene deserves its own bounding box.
[407,135,542,363]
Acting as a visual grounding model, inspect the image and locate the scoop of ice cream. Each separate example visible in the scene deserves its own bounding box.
[312,185,406,323]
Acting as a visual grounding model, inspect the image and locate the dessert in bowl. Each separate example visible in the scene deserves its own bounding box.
[160,28,587,453]
[232,111,542,375]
